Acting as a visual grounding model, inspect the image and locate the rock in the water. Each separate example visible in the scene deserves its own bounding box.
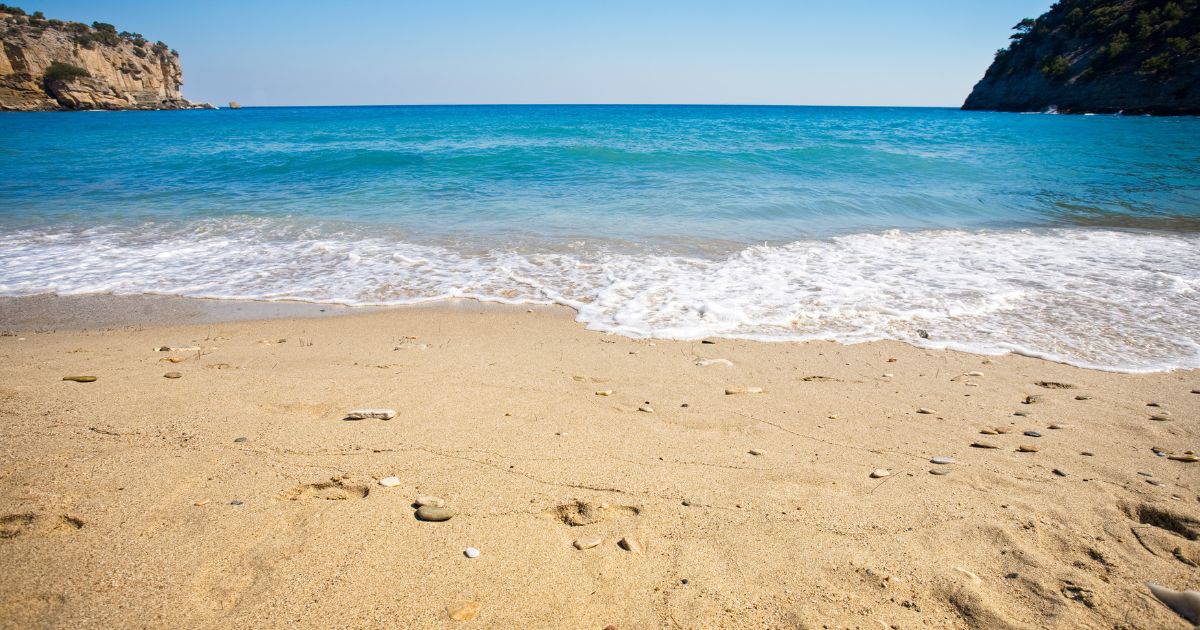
[1146,582,1200,624]
[378,477,401,487]
[971,441,999,449]
[345,408,396,420]
[448,601,481,622]
[415,505,455,522]
[464,547,480,558]
[573,537,602,550]
[1017,445,1039,453]
[870,469,890,479]
[916,408,935,415]
[618,537,643,554]
[62,375,97,382]
[416,495,445,508]
[931,456,955,465]
[163,371,182,379]
[725,387,763,395]
[1023,431,1041,438]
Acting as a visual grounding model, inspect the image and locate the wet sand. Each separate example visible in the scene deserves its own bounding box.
[0,295,1197,628]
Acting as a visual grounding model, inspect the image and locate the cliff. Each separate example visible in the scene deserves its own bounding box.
[963,0,1200,115]
[0,4,210,111]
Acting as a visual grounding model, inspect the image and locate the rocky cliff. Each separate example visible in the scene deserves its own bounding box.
[963,0,1200,115]
[0,4,209,111]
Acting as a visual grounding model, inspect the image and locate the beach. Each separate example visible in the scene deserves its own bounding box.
[0,295,1196,628]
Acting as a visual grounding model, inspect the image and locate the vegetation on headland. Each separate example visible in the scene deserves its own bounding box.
[0,4,179,60]
[42,60,89,83]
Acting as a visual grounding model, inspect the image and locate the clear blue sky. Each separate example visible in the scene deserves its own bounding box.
[22,1,1054,107]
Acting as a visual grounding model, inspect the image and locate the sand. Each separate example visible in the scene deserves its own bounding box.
[0,295,1197,629]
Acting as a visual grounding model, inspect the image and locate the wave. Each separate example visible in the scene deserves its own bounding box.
[0,219,1197,373]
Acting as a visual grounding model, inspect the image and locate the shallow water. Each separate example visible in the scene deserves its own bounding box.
[1,105,1198,371]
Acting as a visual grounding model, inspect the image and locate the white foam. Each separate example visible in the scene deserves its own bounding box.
[1,219,1197,372]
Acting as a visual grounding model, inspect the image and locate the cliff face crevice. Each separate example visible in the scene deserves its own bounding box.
[963,0,1199,115]
[0,5,209,111]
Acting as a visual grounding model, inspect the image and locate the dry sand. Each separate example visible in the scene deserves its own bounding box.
[0,296,1197,629]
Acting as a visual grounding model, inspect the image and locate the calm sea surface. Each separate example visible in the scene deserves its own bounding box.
[1,105,1198,371]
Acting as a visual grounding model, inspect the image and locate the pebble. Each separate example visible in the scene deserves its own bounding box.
[870,469,891,479]
[1023,431,1041,438]
[1048,423,1069,429]
[416,495,446,508]
[1017,445,1039,453]
[1147,402,1162,407]
[930,456,955,465]
[1147,479,1164,486]
[1150,414,1171,422]
[638,405,654,413]
[994,427,1013,434]
[447,601,481,622]
[1192,389,1200,395]
[1024,395,1043,404]
[725,387,763,395]
[230,500,243,506]
[930,468,951,475]
[882,373,895,378]
[378,477,401,487]
[1137,471,1153,477]
[1074,395,1092,400]
[979,428,998,435]
[749,449,764,456]
[194,498,210,506]
[1081,451,1094,456]
[966,371,984,377]
[916,408,935,415]
[595,390,613,396]
[464,547,480,559]
[415,505,455,522]
[1052,469,1067,477]
[1168,454,1199,463]
[345,408,396,420]
[573,537,602,550]
[62,375,97,382]
[233,437,247,443]
[971,441,999,449]
[696,358,734,367]
[1013,411,1028,417]
[163,371,182,379]
[618,537,644,554]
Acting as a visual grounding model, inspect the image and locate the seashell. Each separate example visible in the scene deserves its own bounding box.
[1146,582,1200,624]
[344,408,396,420]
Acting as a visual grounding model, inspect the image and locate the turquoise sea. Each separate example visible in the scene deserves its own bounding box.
[1,105,1198,371]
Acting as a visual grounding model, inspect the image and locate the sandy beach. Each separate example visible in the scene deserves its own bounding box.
[0,295,1196,628]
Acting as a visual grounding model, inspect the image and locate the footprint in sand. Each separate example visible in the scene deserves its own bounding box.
[1,513,85,539]
[277,476,371,502]
[548,500,640,526]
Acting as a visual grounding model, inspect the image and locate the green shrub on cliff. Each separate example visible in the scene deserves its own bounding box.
[43,61,90,83]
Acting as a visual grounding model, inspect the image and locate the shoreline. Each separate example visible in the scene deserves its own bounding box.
[0,292,1197,627]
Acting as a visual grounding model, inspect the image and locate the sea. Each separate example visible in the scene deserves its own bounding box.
[1,105,1197,372]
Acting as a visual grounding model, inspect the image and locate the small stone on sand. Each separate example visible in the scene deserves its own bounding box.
[595,390,613,396]
[464,547,480,558]
[574,537,602,550]
[1017,445,1039,453]
[416,495,445,507]
[1168,454,1199,463]
[1023,395,1042,404]
[638,405,654,413]
[448,602,481,622]
[415,506,455,522]
[882,373,895,378]
[163,371,182,379]
[725,387,763,395]
[1150,414,1171,422]
[62,375,97,382]
[696,358,734,367]
[618,537,644,554]
[930,468,951,475]
[1048,423,1069,429]
[1081,451,1094,456]
[1023,431,1041,437]
[1052,469,1067,477]
[233,437,247,443]
[917,408,935,414]
[979,428,998,435]
[749,449,764,456]
[931,456,955,465]
[378,477,400,487]
[194,498,210,506]
[345,408,396,420]
[971,441,999,449]
[870,469,890,478]
[1074,395,1092,400]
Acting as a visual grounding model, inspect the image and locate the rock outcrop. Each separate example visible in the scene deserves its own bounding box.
[0,5,210,111]
[963,0,1200,115]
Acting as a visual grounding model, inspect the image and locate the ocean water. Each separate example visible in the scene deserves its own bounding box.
[1,105,1198,372]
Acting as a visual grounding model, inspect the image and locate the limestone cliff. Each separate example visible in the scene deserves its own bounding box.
[0,4,210,111]
[963,0,1200,115]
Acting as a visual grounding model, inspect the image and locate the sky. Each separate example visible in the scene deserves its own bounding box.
[21,1,1055,107]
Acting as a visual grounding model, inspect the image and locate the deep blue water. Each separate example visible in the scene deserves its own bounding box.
[1,105,1198,370]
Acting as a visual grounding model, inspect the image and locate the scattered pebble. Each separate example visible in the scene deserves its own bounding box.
[1192,389,1200,395]
[971,441,999,449]
[230,500,243,506]
[1137,471,1153,477]
[882,373,895,378]
[696,358,733,367]
[1150,414,1171,422]
[464,547,480,559]
[447,601,481,622]
[1023,395,1043,404]
[870,469,891,479]
[618,537,644,554]
[416,495,446,508]
[916,408,935,415]
[595,390,613,396]
[160,357,184,363]
[930,456,955,465]
[233,437,247,443]
[1017,445,1039,453]
[638,405,654,413]
[163,371,182,379]
[1048,423,1069,429]
[1013,411,1028,417]
[573,537,602,550]
[725,387,763,395]
[1052,469,1067,477]
[966,371,984,377]
[415,506,455,522]
[1168,454,1199,463]
[1147,479,1164,486]
[1147,402,1162,407]
[62,375,97,383]
[980,428,998,435]
[930,468,951,475]
[1081,451,1094,456]
[994,427,1013,434]
[345,408,397,420]
[1074,395,1092,400]
[1023,431,1041,438]
[749,449,764,456]
[194,498,210,506]
[378,477,401,487]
